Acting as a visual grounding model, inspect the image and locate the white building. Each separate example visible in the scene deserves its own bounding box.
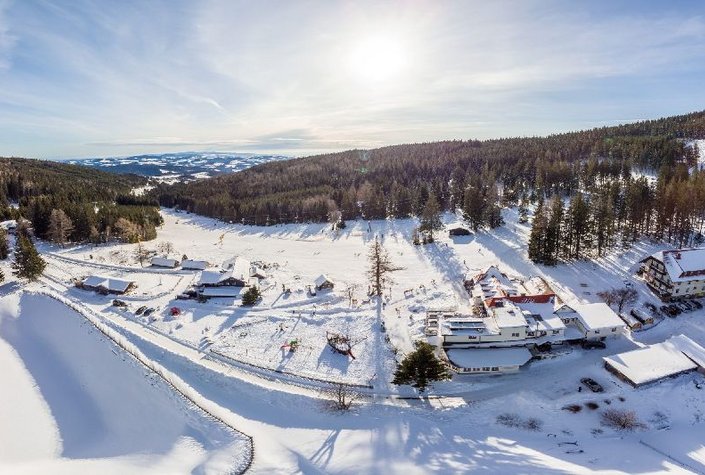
[556,302,625,340]
[314,274,335,291]
[641,248,705,300]
[446,347,533,374]
[439,295,567,347]
[150,256,180,268]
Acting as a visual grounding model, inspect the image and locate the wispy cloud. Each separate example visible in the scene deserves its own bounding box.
[1,0,705,158]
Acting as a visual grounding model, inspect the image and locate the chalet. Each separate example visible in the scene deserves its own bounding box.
[555,302,625,340]
[250,266,267,279]
[466,266,521,303]
[221,256,251,282]
[181,259,209,270]
[641,248,705,300]
[79,275,136,295]
[314,274,335,291]
[151,256,180,268]
[197,269,247,287]
[603,335,705,387]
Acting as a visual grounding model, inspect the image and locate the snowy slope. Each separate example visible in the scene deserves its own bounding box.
[0,292,249,474]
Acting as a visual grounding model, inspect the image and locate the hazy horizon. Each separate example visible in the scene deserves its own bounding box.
[2,0,705,159]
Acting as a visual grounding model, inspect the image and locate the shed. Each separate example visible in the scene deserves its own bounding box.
[151,256,180,268]
[603,341,697,387]
[80,275,136,295]
[250,266,267,279]
[182,259,209,270]
[448,227,472,237]
[314,274,335,291]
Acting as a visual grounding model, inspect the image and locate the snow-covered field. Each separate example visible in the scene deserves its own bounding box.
[1,207,705,473]
[0,292,250,474]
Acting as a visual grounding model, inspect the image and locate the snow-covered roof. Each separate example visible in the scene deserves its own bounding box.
[649,248,705,283]
[569,302,625,331]
[447,347,533,369]
[668,334,705,368]
[198,270,234,285]
[198,287,242,298]
[151,256,179,268]
[82,275,134,293]
[182,259,208,270]
[0,219,17,230]
[492,303,528,329]
[472,266,519,300]
[603,341,697,386]
[250,266,266,278]
[222,257,251,280]
[314,274,333,288]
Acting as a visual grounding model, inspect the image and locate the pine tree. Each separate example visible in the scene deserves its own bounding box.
[528,198,547,263]
[241,286,261,306]
[0,227,8,260]
[12,233,46,281]
[419,191,443,239]
[544,197,563,264]
[392,341,451,392]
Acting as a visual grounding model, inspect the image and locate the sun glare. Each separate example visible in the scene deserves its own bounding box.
[348,34,406,83]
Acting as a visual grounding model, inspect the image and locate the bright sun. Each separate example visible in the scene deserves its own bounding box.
[348,34,406,83]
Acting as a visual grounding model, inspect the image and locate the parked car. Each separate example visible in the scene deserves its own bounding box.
[135,305,147,315]
[112,299,127,308]
[580,377,604,393]
[676,301,691,312]
[582,340,606,350]
[692,300,703,309]
[661,305,677,318]
[143,307,156,316]
[668,304,682,315]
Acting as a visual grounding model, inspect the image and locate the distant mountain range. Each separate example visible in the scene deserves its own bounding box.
[67,152,289,182]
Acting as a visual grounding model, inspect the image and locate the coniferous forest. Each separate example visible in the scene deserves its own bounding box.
[152,111,705,263]
[0,157,163,244]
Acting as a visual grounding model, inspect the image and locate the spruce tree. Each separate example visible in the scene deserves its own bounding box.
[12,233,46,281]
[392,341,451,392]
[528,198,547,263]
[0,227,8,259]
[419,191,443,239]
[241,286,261,306]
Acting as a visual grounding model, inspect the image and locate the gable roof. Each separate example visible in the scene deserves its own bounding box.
[151,256,179,267]
[82,275,135,293]
[315,274,333,287]
[198,270,235,285]
[564,302,625,330]
[649,248,705,282]
[182,259,208,270]
[604,340,697,386]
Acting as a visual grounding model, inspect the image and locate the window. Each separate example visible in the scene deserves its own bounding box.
[491,367,499,371]
[511,332,520,337]
[611,328,617,332]
[595,330,601,334]
[482,367,490,371]
[552,330,560,335]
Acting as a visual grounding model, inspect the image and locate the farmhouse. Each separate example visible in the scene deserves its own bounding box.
[603,335,705,387]
[446,347,533,374]
[150,256,180,268]
[556,302,625,340]
[197,269,247,287]
[79,275,136,295]
[221,256,251,282]
[314,274,335,291]
[641,248,705,300]
[181,259,209,270]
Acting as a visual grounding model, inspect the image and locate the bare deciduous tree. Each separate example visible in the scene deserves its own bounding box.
[598,287,638,313]
[321,383,361,411]
[367,238,400,296]
[47,208,74,246]
[600,409,646,431]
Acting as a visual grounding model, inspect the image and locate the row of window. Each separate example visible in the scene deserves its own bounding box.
[466,367,500,372]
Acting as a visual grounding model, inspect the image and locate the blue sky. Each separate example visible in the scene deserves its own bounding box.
[1,0,704,159]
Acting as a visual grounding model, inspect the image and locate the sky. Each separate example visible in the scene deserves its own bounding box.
[1,0,705,159]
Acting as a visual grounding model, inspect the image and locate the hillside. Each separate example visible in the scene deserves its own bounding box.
[0,157,162,243]
[152,110,705,228]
